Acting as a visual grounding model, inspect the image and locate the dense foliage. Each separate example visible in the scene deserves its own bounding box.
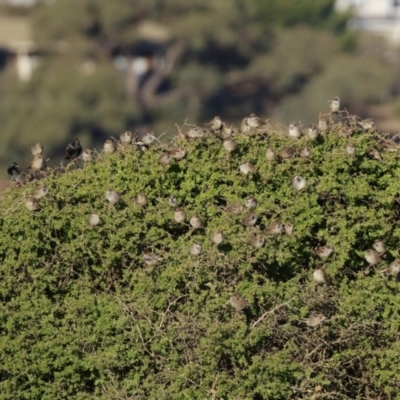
[1,118,400,399]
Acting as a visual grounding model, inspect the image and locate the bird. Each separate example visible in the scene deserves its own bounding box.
[266,221,283,235]
[88,212,101,227]
[367,147,383,162]
[284,222,294,235]
[358,118,375,131]
[174,208,186,223]
[33,186,48,200]
[29,155,47,171]
[7,162,24,183]
[244,196,257,210]
[229,294,249,312]
[82,149,94,163]
[103,139,116,154]
[120,131,133,144]
[65,138,82,160]
[223,139,237,153]
[106,189,121,205]
[242,213,258,227]
[386,259,400,277]
[240,118,252,134]
[288,122,301,138]
[306,124,319,140]
[278,147,296,160]
[31,143,43,156]
[239,162,255,175]
[318,117,329,133]
[189,242,202,256]
[207,116,223,131]
[249,234,265,248]
[220,125,235,139]
[143,250,163,266]
[168,195,177,208]
[265,148,276,161]
[135,193,148,207]
[190,214,203,229]
[210,230,224,245]
[328,96,340,114]
[373,239,386,255]
[186,127,206,139]
[299,147,311,158]
[364,249,381,266]
[25,197,40,212]
[135,142,149,153]
[247,113,266,129]
[345,143,356,157]
[313,266,328,285]
[170,148,186,160]
[141,132,156,145]
[315,245,333,259]
[158,152,173,165]
[225,203,244,215]
[293,176,307,191]
[301,313,327,327]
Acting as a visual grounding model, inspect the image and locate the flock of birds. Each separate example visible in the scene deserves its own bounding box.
[5,96,399,327]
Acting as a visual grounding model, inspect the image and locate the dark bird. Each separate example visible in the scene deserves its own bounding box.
[7,162,24,183]
[65,138,82,160]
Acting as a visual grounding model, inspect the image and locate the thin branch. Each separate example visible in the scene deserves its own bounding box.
[252,297,295,328]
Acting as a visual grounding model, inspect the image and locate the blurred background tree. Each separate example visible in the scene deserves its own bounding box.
[0,0,399,183]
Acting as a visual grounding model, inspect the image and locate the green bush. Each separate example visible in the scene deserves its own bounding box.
[1,120,400,399]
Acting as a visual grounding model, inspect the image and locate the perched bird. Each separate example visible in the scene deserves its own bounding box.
[265,148,276,161]
[367,147,383,162]
[186,127,206,139]
[288,122,301,139]
[33,186,48,200]
[207,116,223,131]
[189,242,202,256]
[29,155,47,171]
[373,239,386,255]
[143,250,163,266]
[168,195,178,208]
[103,139,116,154]
[141,132,156,145]
[120,131,133,144]
[382,141,399,153]
[284,222,294,235]
[170,148,186,160]
[239,162,255,175]
[328,96,341,114]
[7,162,24,183]
[386,258,400,277]
[318,117,329,133]
[244,196,257,210]
[240,118,251,134]
[358,118,375,131]
[229,294,249,312]
[223,139,237,153]
[174,208,186,223]
[301,313,327,327]
[293,176,307,191]
[210,230,224,245]
[158,152,173,166]
[364,249,381,266]
[266,221,283,235]
[225,203,244,215]
[190,214,203,229]
[82,149,94,163]
[247,113,266,128]
[65,138,82,160]
[249,234,265,249]
[88,212,101,227]
[300,147,311,158]
[306,124,319,140]
[106,189,121,205]
[220,125,235,139]
[31,143,43,156]
[313,266,328,285]
[135,193,148,207]
[278,147,296,160]
[25,197,40,212]
[242,213,258,227]
[345,143,356,157]
[315,245,333,259]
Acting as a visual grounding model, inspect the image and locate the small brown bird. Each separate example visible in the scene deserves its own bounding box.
[143,250,163,266]
[247,113,266,128]
[31,143,43,156]
[136,142,149,153]
[315,245,333,259]
[174,208,186,223]
[141,132,156,145]
[265,148,276,161]
[373,239,386,255]
[229,294,249,312]
[223,139,237,153]
[313,266,328,285]
[240,118,252,133]
[318,117,329,133]
[207,116,223,131]
[293,176,307,191]
[358,118,375,131]
[288,122,301,139]
[65,138,82,160]
[120,131,133,144]
[306,124,319,140]
[29,155,47,171]
[266,221,283,235]
[244,196,257,210]
[33,186,48,200]
[345,143,356,157]
[103,139,116,154]
[135,193,148,207]
[301,313,327,327]
[25,197,40,212]
[364,249,381,266]
[168,195,178,208]
[82,149,94,163]
[225,203,244,215]
[190,214,203,229]
[88,212,101,227]
[239,162,256,175]
[7,162,24,183]
[210,230,224,245]
[106,189,121,205]
[278,147,296,160]
[284,222,294,235]
[220,125,235,139]
[189,242,202,256]
[158,152,173,165]
[170,148,186,160]
[382,141,399,152]
[387,258,400,277]
[249,234,265,248]
[367,147,383,162]
[300,147,312,158]
[186,127,206,139]
[242,213,258,227]
[328,96,341,114]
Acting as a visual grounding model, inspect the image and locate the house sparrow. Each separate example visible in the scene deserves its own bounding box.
[300,147,312,158]
[170,148,186,160]
[207,116,223,131]
[210,230,224,245]
[265,148,276,161]
[229,294,249,312]
[190,214,203,229]
[301,313,327,327]
[367,147,383,162]
[158,152,173,165]
[306,124,319,140]
[244,196,257,210]
[65,138,82,160]
[168,195,177,208]
[247,113,266,128]
[387,258,400,277]
[174,208,186,223]
[248,234,265,248]
[293,176,307,191]
[240,118,251,133]
[31,143,43,156]
[225,203,244,215]
[88,212,101,227]
[315,245,333,259]
[220,125,235,139]
[106,189,121,205]
[120,131,133,144]
[242,213,258,227]
[373,239,386,255]
[135,193,148,207]
[288,122,301,138]
[143,250,163,266]
[318,117,329,133]
[135,142,149,153]
[239,162,255,175]
[364,249,381,265]
[29,155,47,171]
[313,266,328,285]
[345,143,356,157]
[186,127,206,139]
[141,132,156,145]
[223,139,237,153]
[25,197,40,211]
[82,149,94,163]
[33,186,48,200]
[278,147,296,160]
[266,221,283,235]
[7,162,24,183]
[284,222,294,235]
[189,242,202,256]
[358,118,375,131]
[103,139,116,154]
[328,96,340,114]
[382,141,399,152]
